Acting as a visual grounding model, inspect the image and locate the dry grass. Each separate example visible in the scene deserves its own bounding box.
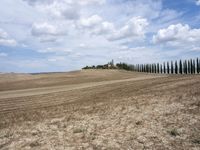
[0,70,199,149]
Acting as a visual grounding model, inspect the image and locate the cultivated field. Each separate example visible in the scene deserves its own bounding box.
[0,70,199,149]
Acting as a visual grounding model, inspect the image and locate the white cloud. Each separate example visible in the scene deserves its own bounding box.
[31,22,66,42]
[24,0,106,20]
[77,0,106,5]
[79,15,103,28]
[37,1,80,20]
[78,15,115,35]
[108,16,149,41]
[0,39,17,47]
[31,22,63,36]
[78,15,148,41]
[23,0,54,6]
[0,52,8,57]
[0,29,8,39]
[24,0,106,6]
[38,47,72,53]
[0,28,17,47]
[153,24,200,45]
[196,0,200,5]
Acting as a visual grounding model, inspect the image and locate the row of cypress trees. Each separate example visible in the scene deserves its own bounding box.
[132,58,200,74]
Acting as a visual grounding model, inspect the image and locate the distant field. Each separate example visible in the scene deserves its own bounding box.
[0,70,199,149]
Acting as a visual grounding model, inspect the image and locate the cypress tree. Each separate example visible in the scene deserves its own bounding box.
[197,58,199,74]
[179,60,183,74]
[160,64,163,74]
[146,64,148,73]
[175,61,178,74]
[157,63,160,73]
[164,62,166,74]
[138,64,140,72]
[184,60,188,74]
[171,61,174,74]
[190,59,193,74]
[150,64,152,73]
[193,59,196,74]
[142,64,144,72]
[148,64,150,73]
[154,64,156,73]
[199,58,200,74]
[167,62,170,74]
[188,60,191,74]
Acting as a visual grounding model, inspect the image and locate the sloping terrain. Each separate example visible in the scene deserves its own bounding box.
[0,70,199,149]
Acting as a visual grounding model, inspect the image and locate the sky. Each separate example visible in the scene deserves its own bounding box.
[0,0,200,73]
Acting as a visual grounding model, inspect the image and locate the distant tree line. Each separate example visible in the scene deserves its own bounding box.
[83,58,200,74]
[82,60,116,69]
[125,58,200,74]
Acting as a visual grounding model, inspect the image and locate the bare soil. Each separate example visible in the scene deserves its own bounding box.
[0,70,199,150]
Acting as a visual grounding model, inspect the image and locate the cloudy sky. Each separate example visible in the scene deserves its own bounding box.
[0,0,200,73]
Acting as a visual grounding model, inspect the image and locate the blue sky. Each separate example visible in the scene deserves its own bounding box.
[0,0,200,73]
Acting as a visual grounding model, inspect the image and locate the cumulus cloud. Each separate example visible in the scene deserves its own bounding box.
[78,15,115,35]
[196,0,200,5]
[0,29,8,39]
[76,0,106,5]
[23,0,54,6]
[0,52,8,57]
[24,0,105,6]
[24,0,106,20]
[79,15,103,28]
[0,28,17,47]
[31,22,63,36]
[38,47,72,53]
[78,15,148,41]
[31,22,66,42]
[108,17,149,41]
[38,1,80,20]
[153,24,200,45]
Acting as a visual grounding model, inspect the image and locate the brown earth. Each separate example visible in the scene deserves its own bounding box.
[0,70,199,150]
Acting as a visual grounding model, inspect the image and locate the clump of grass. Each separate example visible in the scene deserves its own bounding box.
[29,141,40,147]
[168,128,180,137]
[192,139,200,144]
[73,128,85,134]
[135,121,142,125]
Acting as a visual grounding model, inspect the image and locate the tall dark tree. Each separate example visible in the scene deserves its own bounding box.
[179,60,183,74]
[142,64,144,72]
[175,61,178,74]
[167,62,170,74]
[184,60,188,74]
[150,64,152,73]
[160,64,163,74]
[193,59,196,74]
[164,62,166,74]
[199,58,200,74]
[197,58,199,74]
[157,63,160,73]
[188,60,191,74]
[154,64,157,73]
[183,61,185,74]
[148,64,150,73]
[171,61,174,74]
[190,59,193,74]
